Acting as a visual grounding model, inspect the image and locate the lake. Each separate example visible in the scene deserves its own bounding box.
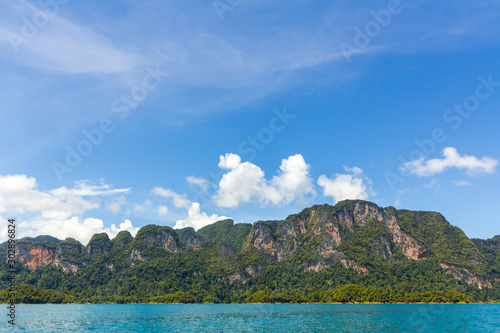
[6,304,500,332]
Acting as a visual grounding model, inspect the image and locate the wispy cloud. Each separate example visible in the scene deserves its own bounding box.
[0,1,140,73]
[452,180,473,187]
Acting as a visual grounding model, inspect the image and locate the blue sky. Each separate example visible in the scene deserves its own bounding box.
[1,0,500,243]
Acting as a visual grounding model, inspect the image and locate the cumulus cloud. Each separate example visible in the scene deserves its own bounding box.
[105,219,140,239]
[0,174,134,244]
[317,166,373,204]
[402,147,498,177]
[186,176,209,192]
[152,187,230,230]
[213,154,266,208]
[213,153,314,208]
[173,202,230,231]
[264,154,316,205]
[157,205,168,217]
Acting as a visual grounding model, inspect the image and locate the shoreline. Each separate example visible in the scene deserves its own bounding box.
[4,301,498,305]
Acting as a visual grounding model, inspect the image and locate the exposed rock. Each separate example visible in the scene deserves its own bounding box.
[185,235,205,250]
[245,264,262,277]
[439,263,492,289]
[227,272,248,284]
[306,251,369,275]
[246,201,431,265]
[16,242,81,273]
[135,225,180,253]
[382,208,430,260]
[127,248,145,264]
[19,245,55,270]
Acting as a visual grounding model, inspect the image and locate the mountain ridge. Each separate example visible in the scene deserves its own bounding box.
[2,200,499,303]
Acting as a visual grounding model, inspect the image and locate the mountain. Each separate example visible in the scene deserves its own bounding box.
[1,200,499,303]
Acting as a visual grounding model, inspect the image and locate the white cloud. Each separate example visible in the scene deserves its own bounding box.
[152,187,230,230]
[452,180,473,187]
[157,205,168,217]
[11,216,139,245]
[186,176,209,192]
[173,202,230,231]
[213,153,266,208]
[0,175,99,219]
[51,180,130,196]
[213,153,315,208]
[317,166,373,204]
[151,187,192,209]
[106,195,126,214]
[134,199,152,213]
[402,147,498,177]
[264,154,315,205]
[0,174,132,244]
[105,219,140,239]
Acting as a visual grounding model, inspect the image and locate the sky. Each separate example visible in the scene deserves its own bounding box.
[1,0,500,244]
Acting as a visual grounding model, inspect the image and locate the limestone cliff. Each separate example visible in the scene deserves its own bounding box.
[244,200,491,288]
[185,234,205,250]
[245,201,429,264]
[3,200,497,291]
[15,238,83,273]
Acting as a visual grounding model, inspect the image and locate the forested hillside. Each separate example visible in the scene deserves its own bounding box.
[1,200,499,303]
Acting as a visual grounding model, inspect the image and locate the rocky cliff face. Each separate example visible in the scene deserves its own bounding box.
[15,239,83,273]
[439,263,492,289]
[185,235,205,250]
[3,200,496,290]
[134,225,180,252]
[246,201,430,263]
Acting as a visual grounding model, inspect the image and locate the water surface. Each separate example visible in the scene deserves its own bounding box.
[6,304,500,332]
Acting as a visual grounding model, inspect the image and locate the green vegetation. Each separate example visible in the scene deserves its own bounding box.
[248,284,471,303]
[1,200,499,304]
[396,210,485,274]
[197,219,252,253]
[0,285,73,304]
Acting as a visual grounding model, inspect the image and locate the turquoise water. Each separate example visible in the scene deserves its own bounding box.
[4,304,500,332]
